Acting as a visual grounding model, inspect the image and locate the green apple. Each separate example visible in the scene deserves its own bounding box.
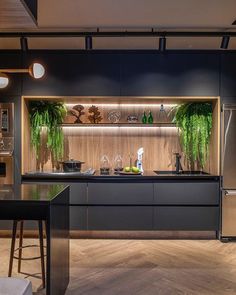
[124,166,131,172]
[132,167,140,173]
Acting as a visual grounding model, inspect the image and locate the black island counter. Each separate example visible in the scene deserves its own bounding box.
[0,184,70,295]
[21,172,220,235]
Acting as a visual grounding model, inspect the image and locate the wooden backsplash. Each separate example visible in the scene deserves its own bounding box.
[21,96,220,174]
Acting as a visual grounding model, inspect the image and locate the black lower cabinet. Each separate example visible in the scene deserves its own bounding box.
[70,206,87,230]
[154,206,219,230]
[87,206,153,230]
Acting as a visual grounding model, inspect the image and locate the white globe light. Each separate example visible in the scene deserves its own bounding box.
[0,73,9,88]
[29,63,45,79]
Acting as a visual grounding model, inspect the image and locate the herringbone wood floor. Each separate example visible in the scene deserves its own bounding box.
[1,239,236,295]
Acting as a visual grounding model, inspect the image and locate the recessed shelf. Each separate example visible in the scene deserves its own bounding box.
[61,123,176,128]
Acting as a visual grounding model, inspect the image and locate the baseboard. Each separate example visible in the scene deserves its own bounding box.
[0,230,217,239]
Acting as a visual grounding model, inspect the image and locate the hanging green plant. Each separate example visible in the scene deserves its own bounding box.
[172,102,213,169]
[29,100,67,161]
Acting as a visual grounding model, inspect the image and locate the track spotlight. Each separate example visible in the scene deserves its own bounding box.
[159,37,166,52]
[220,36,230,49]
[20,37,28,51]
[85,36,93,50]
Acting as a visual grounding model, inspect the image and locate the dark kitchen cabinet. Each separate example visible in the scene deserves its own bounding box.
[0,52,22,96]
[221,53,236,97]
[22,52,121,96]
[154,206,219,230]
[154,181,219,205]
[69,183,87,204]
[120,53,219,96]
[87,182,154,204]
[70,206,87,230]
[87,206,153,230]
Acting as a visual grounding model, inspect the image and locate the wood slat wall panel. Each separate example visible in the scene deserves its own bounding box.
[21,96,220,174]
[0,0,36,29]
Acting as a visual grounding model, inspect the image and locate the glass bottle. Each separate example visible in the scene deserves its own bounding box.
[100,155,110,175]
[147,110,154,124]
[142,111,147,124]
[114,154,123,173]
[159,104,168,122]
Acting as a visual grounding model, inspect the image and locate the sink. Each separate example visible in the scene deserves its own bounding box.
[153,170,210,175]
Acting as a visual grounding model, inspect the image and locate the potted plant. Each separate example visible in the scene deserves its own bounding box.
[29,100,67,169]
[172,102,213,170]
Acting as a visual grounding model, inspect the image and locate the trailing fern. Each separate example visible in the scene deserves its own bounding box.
[172,102,213,169]
[29,100,67,161]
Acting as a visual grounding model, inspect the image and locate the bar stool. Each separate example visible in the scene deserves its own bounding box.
[8,220,46,288]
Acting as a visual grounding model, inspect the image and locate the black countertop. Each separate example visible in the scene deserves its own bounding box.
[22,170,220,182]
[0,184,68,202]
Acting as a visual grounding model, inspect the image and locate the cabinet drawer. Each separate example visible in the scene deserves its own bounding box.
[154,182,219,205]
[154,206,219,230]
[70,206,87,230]
[69,183,87,204]
[88,206,153,230]
[88,183,153,204]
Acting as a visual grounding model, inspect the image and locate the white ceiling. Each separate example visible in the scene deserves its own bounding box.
[1,0,236,49]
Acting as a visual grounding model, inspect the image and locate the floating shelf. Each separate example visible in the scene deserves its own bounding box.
[61,123,176,128]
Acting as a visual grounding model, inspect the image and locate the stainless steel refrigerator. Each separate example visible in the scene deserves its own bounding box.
[221,104,236,239]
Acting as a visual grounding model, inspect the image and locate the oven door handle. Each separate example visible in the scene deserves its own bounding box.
[225,190,236,196]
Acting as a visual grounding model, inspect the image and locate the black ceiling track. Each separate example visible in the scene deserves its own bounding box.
[0,31,235,38]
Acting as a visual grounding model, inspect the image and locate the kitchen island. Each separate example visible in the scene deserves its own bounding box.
[0,184,70,295]
[22,172,220,235]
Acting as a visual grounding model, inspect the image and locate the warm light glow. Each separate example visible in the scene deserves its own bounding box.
[62,126,177,130]
[29,63,45,79]
[65,103,177,108]
[0,73,9,88]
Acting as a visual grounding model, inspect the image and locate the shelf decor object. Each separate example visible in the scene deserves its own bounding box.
[88,105,102,123]
[172,102,213,169]
[107,110,121,123]
[29,100,67,161]
[68,104,85,123]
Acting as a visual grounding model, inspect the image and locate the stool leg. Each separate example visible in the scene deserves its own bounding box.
[38,220,46,288]
[17,221,24,273]
[8,220,18,277]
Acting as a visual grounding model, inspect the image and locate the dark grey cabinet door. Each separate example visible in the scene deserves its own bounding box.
[69,183,87,204]
[88,206,153,230]
[154,182,219,205]
[154,207,219,230]
[88,183,154,204]
[70,206,87,230]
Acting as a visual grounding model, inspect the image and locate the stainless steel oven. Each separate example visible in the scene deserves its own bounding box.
[0,103,14,185]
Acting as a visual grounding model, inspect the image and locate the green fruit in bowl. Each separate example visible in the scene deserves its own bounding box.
[124,166,131,172]
[132,167,140,173]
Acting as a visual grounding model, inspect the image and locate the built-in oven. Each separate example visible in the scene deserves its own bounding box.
[0,103,14,185]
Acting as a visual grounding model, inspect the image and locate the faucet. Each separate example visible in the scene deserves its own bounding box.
[173,153,183,174]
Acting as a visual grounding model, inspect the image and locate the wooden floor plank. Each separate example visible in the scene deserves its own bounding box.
[0,239,236,294]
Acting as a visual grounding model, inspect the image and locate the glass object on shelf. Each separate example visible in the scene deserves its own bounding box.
[114,154,123,173]
[127,115,138,123]
[141,111,147,124]
[107,110,121,123]
[100,155,110,175]
[159,104,168,122]
[147,111,153,124]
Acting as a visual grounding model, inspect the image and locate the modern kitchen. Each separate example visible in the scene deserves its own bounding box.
[1,1,236,295]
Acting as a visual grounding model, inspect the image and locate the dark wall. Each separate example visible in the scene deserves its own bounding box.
[22,50,221,97]
[1,49,236,99]
[1,49,236,183]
